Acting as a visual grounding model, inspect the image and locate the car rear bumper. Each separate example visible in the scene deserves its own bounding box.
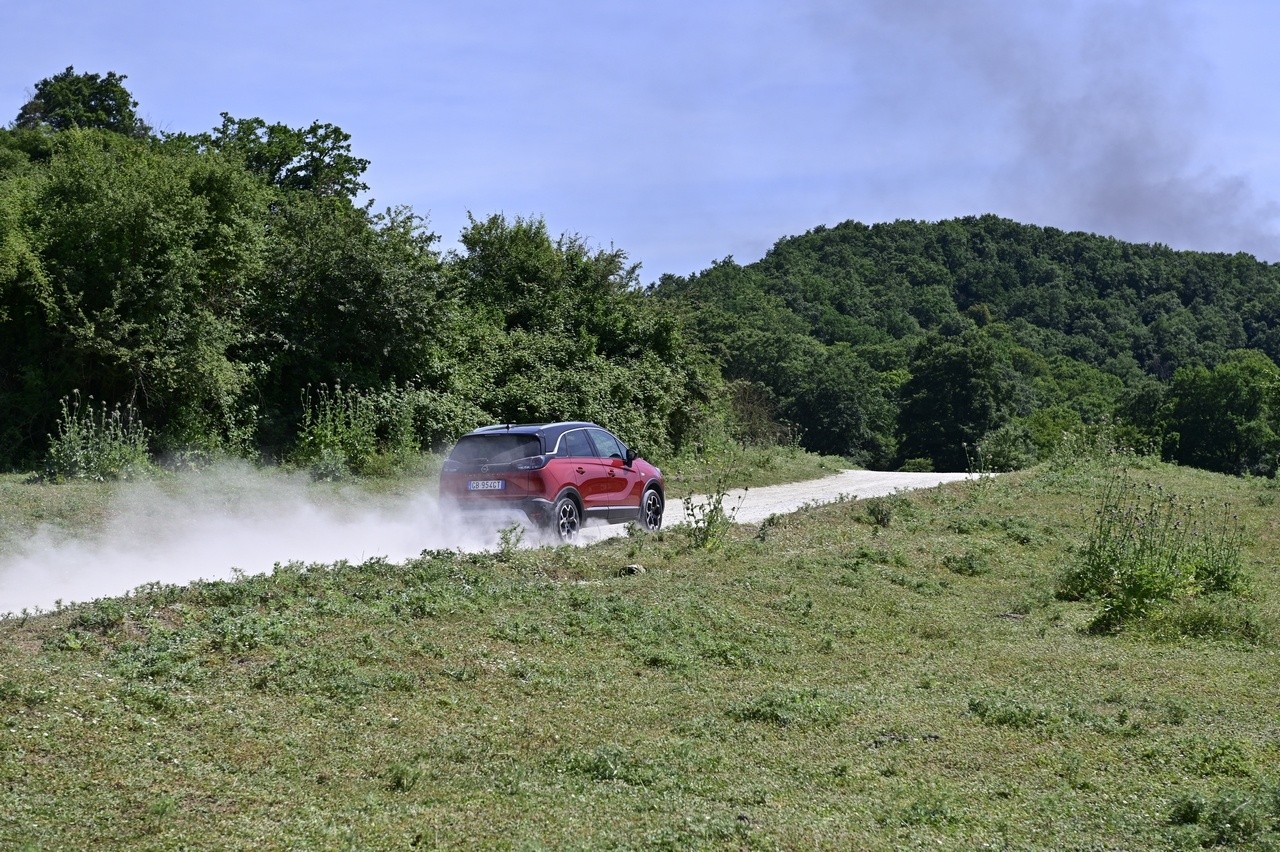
[442,495,555,525]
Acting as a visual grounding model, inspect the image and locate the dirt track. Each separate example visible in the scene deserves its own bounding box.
[579,469,973,542]
[2,469,972,613]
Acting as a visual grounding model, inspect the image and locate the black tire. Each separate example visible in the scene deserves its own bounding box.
[638,487,664,531]
[552,494,581,542]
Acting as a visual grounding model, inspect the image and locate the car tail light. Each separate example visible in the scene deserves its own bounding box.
[514,455,547,470]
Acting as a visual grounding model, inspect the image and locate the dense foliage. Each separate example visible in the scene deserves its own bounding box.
[4,68,1280,478]
[0,70,719,472]
[653,216,1280,474]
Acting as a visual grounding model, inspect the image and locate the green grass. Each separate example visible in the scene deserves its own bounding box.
[2,452,1279,849]
[0,474,116,552]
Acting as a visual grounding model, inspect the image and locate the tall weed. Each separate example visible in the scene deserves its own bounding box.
[1044,419,1156,474]
[682,482,743,550]
[292,381,428,478]
[1057,473,1249,634]
[43,391,152,481]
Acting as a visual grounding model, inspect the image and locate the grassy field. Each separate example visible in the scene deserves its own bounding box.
[2,449,1279,849]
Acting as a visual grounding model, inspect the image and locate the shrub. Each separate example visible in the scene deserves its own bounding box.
[976,422,1037,471]
[682,482,742,550]
[402,386,487,451]
[728,688,846,728]
[943,550,990,577]
[1169,780,1280,848]
[1150,595,1265,643]
[866,497,894,528]
[1044,420,1134,472]
[967,694,1053,729]
[292,381,443,478]
[43,391,153,481]
[1057,474,1249,634]
[290,383,377,479]
[69,598,127,633]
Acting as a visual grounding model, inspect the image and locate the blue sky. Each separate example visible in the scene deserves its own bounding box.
[5,1,1280,281]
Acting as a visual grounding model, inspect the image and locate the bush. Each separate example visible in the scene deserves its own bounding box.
[976,422,1037,471]
[682,482,742,550]
[1169,780,1280,848]
[727,688,846,728]
[290,381,468,478]
[291,383,379,479]
[1057,474,1249,634]
[943,550,990,577]
[865,493,910,528]
[43,391,153,481]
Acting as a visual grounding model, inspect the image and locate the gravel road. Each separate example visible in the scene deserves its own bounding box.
[578,469,972,542]
[2,469,971,613]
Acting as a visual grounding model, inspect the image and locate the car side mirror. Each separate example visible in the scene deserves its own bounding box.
[625,447,639,465]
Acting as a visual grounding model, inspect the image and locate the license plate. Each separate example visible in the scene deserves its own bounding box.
[467,479,506,491]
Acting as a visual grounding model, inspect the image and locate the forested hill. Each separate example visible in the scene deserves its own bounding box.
[652,215,1280,474]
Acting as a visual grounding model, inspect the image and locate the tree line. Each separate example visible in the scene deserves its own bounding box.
[3,68,1278,477]
[0,68,718,473]
[651,216,1280,475]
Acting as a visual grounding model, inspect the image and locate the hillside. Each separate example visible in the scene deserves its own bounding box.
[3,449,1278,849]
[653,215,1280,474]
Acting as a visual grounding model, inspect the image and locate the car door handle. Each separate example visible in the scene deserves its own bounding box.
[576,467,586,474]
[607,470,616,477]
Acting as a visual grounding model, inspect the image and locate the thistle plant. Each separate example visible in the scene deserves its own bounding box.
[43,391,152,481]
[292,382,379,479]
[683,482,743,550]
[1057,473,1246,632]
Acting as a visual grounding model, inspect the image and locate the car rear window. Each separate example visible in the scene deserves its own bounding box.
[449,434,542,464]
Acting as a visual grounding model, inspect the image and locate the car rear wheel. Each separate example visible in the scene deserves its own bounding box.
[638,487,664,531]
[552,495,581,542]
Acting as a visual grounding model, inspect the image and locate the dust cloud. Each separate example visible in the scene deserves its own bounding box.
[0,462,521,616]
[0,465,973,616]
[808,0,1280,259]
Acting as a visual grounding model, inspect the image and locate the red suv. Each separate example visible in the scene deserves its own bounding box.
[439,422,665,541]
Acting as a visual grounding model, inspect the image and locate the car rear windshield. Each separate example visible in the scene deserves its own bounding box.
[448,434,542,465]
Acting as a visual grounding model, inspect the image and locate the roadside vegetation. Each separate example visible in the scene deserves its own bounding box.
[3,444,1278,849]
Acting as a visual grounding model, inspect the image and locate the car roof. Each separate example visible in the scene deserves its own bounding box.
[465,421,605,445]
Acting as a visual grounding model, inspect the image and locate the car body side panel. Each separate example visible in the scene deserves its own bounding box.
[584,428,641,520]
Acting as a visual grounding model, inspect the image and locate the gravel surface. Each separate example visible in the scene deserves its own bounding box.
[579,469,972,542]
[2,469,972,612]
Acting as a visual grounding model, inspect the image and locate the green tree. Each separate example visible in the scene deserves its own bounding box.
[3,128,268,458]
[897,330,1021,471]
[1160,350,1280,476]
[446,214,719,456]
[789,343,896,463]
[0,163,52,463]
[451,214,648,341]
[180,113,370,199]
[14,67,150,138]
[249,195,451,447]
